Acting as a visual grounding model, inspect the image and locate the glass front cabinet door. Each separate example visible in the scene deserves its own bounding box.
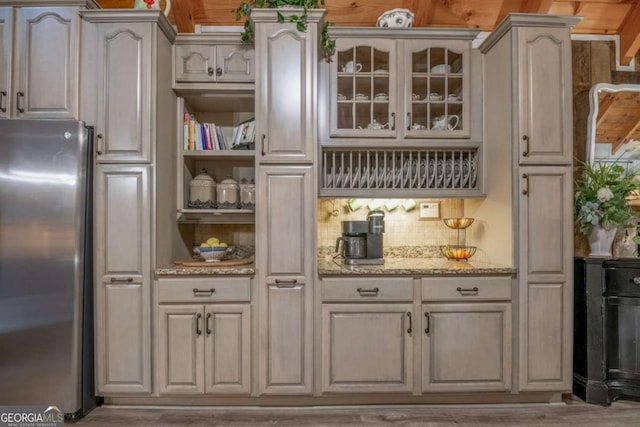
[329,34,475,141]
[403,40,470,139]
[331,38,397,138]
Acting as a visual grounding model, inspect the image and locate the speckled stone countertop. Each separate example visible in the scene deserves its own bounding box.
[318,256,515,276]
[155,246,255,276]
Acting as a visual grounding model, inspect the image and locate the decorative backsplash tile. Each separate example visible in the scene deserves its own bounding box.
[317,198,465,249]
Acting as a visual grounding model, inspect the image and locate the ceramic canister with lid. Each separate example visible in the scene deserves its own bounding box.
[188,168,216,208]
[217,175,239,209]
[239,179,256,210]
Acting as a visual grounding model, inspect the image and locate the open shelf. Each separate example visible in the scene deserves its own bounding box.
[178,209,255,224]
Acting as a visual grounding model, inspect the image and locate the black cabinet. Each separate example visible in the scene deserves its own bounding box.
[574,257,640,405]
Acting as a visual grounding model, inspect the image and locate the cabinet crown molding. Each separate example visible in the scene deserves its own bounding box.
[329,27,480,40]
[479,13,582,54]
[174,33,246,46]
[80,9,177,43]
[249,8,325,24]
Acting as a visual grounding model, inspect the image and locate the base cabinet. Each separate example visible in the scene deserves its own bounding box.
[321,304,413,393]
[421,302,511,392]
[157,304,251,395]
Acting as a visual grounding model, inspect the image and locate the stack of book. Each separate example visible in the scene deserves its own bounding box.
[183,114,255,151]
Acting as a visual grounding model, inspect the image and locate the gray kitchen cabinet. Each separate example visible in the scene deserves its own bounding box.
[0,5,85,119]
[157,303,251,395]
[94,164,151,394]
[517,166,573,391]
[516,26,573,165]
[421,302,511,392]
[480,14,578,393]
[321,303,414,393]
[174,34,254,83]
[82,10,176,163]
[256,165,314,394]
[253,9,323,164]
[327,28,480,141]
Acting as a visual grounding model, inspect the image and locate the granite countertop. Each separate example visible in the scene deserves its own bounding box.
[317,256,515,276]
[155,264,254,276]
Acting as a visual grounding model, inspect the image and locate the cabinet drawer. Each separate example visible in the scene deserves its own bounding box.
[157,277,251,303]
[322,277,413,302]
[421,276,512,301]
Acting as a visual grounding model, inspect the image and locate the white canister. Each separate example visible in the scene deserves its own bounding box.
[189,168,216,208]
[239,180,256,209]
[217,176,239,208]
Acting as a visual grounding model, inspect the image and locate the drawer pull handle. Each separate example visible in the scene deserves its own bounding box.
[357,287,379,296]
[110,277,133,283]
[206,313,212,335]
[522,135,530,157]
[196,313,202,335]
[522,174,529,195]
[457,286,479,295]
[193,288,215,296]
[275,279,297,288]
[633,277,640,285]
[0,91,6,112]
[424,312,430,334]
[406,312,412,334]
[16,91,25,113]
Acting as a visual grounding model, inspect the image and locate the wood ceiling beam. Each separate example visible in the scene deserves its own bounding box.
[619,2,640,65]
[596,93,617,125]
[495,0,525,26]
[403,0,435,26]
[171,0,194,33]
[611,117,640,153]
[521,0,554,13]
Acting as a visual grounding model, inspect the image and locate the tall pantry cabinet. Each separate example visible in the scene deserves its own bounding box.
[251,9,322,395]
[480,14,579,392]
[80,10,177,394]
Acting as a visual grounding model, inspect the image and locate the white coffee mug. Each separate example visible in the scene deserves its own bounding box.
[342,61,362,73]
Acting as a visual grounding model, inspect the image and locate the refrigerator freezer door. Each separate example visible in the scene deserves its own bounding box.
[0,119,88,414]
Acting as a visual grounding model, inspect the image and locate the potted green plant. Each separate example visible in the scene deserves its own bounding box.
[235,0,335,59]
[574,161,640,256]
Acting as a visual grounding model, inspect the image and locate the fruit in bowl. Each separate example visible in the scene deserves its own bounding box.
[194,246,230,262]
[194,236,230,262]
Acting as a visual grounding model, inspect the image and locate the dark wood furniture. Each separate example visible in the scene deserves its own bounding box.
[574,257,640,406]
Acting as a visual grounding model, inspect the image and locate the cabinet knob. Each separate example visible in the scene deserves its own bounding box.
[522,135,530,157]
[207,67,214,76]
[216,67,223,77]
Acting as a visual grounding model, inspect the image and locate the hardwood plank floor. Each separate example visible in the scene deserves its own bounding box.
[74,396,640,426]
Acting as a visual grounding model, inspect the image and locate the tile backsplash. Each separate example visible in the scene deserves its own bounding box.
[317,198,465,249]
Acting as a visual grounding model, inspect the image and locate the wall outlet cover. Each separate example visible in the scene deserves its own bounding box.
[419,202,440,219]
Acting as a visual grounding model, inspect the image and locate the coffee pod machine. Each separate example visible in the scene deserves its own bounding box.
[335,210,385,265]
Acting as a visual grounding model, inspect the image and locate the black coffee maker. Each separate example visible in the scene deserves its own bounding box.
[335,210,385,265]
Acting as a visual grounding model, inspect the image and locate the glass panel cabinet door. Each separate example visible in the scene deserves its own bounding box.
[404,40,470,138]
[331,39,397,138]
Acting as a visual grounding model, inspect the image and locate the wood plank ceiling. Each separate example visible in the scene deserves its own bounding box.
[99,0,640,64]
[596,91,640,153]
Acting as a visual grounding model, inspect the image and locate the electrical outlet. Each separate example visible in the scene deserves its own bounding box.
[419,202,440,219]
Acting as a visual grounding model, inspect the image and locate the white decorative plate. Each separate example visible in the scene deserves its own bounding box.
[376,8,414,28]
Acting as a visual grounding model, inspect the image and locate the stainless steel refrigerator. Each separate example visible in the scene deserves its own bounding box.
[0,119,96,418]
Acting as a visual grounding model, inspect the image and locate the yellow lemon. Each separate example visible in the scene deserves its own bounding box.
[206,237,220,245]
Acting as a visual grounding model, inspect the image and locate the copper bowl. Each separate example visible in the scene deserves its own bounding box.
[442,217,474,229]
[440,245,477,261]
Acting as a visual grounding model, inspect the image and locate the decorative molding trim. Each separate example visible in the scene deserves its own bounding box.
[249,8,326,24]
[0,0,99,6]
[329,27,481,40]
[80,10,177,43]
[174,33,246,46]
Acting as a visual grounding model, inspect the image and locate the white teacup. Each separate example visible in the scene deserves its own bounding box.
[411,93,420,101]
[431,115,460,130]
[342,61,362,73]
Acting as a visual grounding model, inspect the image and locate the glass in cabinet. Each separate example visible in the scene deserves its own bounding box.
[404,40,470,138]
[332,39,397,137]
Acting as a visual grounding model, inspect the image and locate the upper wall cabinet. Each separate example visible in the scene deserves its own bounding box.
[82,10,176,163]
[0,6,82,119]
[327,29,480,143]
[174,34,254,85]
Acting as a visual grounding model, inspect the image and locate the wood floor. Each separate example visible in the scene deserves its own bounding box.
[74,396,640,426]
